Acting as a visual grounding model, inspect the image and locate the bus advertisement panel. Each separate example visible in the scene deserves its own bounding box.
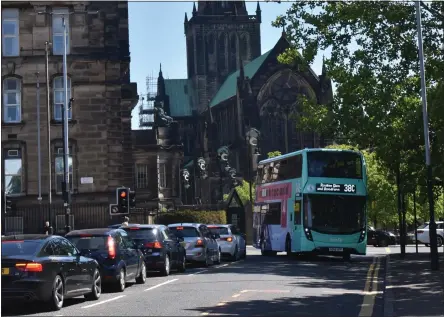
[253,148,368,260]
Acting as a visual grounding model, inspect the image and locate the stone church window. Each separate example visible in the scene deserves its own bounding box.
[239,33,249,62]
[187,37,195,77]
[218,34,226,72]
[229,34,237,71]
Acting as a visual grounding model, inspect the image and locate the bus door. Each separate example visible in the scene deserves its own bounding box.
[292,198,303,252]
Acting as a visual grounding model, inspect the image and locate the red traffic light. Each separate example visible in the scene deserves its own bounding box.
[120,191,127,198]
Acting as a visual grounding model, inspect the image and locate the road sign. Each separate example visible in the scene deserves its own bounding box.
[109,204,128,216]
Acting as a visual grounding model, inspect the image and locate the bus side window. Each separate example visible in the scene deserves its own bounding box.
[287,155,302,178]
[294,201,301,225]
[265,203,281,225]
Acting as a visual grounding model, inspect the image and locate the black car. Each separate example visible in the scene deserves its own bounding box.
[121,224,186,276]
[1,234,101,311]
[367,227,396,247]
[65,228,146,292]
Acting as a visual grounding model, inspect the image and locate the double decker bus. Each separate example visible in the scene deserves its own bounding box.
[253,148,368,260]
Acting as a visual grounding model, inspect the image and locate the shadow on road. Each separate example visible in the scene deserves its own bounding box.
[1,282,138,316]
[389,253,444,317]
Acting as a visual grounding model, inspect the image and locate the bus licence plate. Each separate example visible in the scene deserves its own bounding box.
[2,268,10,275]
[329,248,343,252]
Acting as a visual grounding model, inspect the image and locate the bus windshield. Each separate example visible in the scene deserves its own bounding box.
[307,151,362,179]
[305,194,366,234]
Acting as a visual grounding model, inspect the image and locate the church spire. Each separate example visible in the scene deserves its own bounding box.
[192,2,197,16]
[157,63,165,96]
[256,1,261,22]
[321,55,327,75]
[184,12,188,24]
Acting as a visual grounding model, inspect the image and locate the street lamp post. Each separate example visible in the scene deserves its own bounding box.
[415,1,439,270]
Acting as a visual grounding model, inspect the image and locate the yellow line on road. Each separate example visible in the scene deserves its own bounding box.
[385,247,391,253]
[359,257,381,317]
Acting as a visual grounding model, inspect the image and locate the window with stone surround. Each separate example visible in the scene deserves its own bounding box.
[52,7,70,55]
[54,146,73,194]
[2,8,19,57]
[53,76,72,121]
[2,77,21,123]
[3,147,24,195]
[135,164,149,189]
[159,163,167,188]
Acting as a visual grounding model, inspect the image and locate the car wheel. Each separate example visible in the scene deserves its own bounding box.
[161,254,170,276]
[261,240,267,256]
[379,239,388,247]
[215,248,221,264]
[204,249,212,267]
[242,247,247,259]
[48,275,64,311]
[85,269,101,300]
[285,237,292,256]
[437,236,443,248]
[136,262,147,284]
[232,245,239,261]
[116,268,126,292]
[178,253,186,273]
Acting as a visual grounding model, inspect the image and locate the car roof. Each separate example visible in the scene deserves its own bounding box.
[123,224,165,230]
[207,224,230,227]
[65,228,121,236]
[1,234,54,241]
[108,223,138,228]
[168,223,201,228]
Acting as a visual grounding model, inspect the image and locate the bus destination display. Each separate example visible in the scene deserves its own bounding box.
[315,183,356,193]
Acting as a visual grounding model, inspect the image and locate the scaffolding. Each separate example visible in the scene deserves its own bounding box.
[138,73,158,129]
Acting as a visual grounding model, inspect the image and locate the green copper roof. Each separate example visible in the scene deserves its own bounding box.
[209,49,273,108]
[164,79,194,117]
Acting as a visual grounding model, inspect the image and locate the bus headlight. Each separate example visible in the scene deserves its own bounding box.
[304,228,313,241]
[358,230,366,243]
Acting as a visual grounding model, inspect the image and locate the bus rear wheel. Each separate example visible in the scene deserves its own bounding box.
[261,240,277,256]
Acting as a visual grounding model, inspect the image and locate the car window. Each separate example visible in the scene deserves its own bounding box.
[54,238,77,256]
[164,228,176,240]
[160,229,169,240]
[67,236,107,251]
[113,233,124,249]
[231,226,240,235]
[208,227,230,235]
[40,241,55,256]
[1,240,43,256]
[201,226,212,238]
[119,231,134,249]
[169,226,200,238]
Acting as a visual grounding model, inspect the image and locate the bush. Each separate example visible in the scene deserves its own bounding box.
[155,210,227,225]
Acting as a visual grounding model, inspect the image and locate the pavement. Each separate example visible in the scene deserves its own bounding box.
[1,244,442,317]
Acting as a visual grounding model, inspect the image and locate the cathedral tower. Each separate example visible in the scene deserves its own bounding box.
[184,1,261,112]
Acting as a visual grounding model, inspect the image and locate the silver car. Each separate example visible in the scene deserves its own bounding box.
[208,224,247,261]
[168,223,221,266]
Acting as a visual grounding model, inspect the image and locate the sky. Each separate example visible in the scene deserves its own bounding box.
[128,1,329,129]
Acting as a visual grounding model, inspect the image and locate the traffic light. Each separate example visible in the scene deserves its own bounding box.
[116,187,130,214]
[3,192,15,214]
[129,190,136,208]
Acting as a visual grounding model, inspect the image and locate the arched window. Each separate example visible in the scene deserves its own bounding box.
[218,34,226,72]
[207,33,214,55]
[229,34,237,71]
[239,33,249,62]
[3,77,21,123]
[53,76,72,121]
[187,37,195,77]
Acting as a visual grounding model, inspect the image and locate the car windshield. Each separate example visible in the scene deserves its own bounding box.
[66,236,107,251]
[123,228,158,241]
[208,227,229,235]
[1,240,42,256]
[307,151,363,179]
[304,194,366,234]
[169,226,200,238]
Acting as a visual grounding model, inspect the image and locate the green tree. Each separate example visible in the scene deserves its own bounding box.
[223,180,255,205]
[274,1,444,220]
[267,151,282,158]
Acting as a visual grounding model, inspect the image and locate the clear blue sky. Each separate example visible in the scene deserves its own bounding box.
[128,1,328,129]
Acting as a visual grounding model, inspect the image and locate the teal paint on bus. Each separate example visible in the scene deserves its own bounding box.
[253,148,368,258]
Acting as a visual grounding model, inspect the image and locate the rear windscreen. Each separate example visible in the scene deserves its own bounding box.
[169,226,200,238]
[124,228,158,241]
[208,227,229,235]
[1,240,42,256]
[66,236,107,251]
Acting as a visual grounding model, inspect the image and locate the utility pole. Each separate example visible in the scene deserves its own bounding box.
[45,41,53,233]
[36,72,42,202]
[415,1,439,270]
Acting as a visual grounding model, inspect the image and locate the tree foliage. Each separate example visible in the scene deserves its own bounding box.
[223,180,255,205]
[274,1,444,223]
[267,151,282,158]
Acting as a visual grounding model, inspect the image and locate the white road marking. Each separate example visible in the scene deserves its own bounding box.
[214,264,229,268]
[81,295,126,309]
[232,293,241,298]
[187,269,209,276]
[144,278,178,291]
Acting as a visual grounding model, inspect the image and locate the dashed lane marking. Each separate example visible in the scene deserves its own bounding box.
[187,269,209,276]
[216,302,227,306]
[144,278,178,291]
[81,295,126,309]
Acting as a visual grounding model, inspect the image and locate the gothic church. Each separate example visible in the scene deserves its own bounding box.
[153,1,333,205]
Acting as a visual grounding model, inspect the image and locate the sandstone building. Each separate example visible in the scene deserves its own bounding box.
[1,1,138,231]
